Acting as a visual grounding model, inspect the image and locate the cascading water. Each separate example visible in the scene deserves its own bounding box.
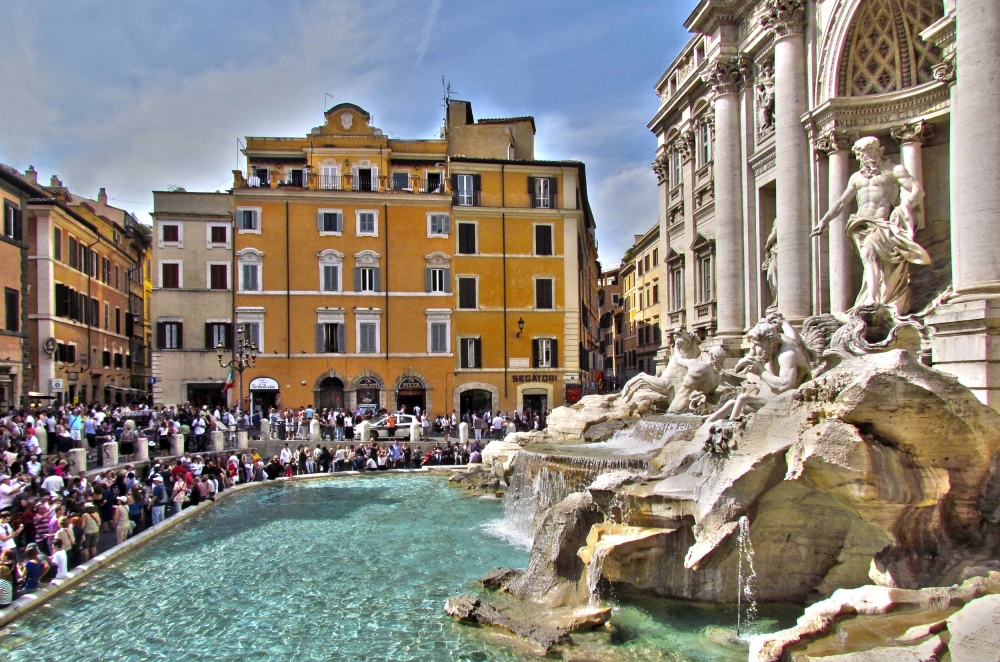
[735,515,758,638]
[587,543,610,607]
[566,419,695,456]
[484,450,649,548]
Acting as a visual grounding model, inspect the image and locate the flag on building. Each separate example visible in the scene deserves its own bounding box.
[222,366,235,391]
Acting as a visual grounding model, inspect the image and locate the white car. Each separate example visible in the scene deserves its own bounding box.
[370,414,417,439]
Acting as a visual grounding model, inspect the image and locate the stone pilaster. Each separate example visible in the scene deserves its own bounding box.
[761,0,812,322]
[702,54,750,341]
[927,0,1000,409]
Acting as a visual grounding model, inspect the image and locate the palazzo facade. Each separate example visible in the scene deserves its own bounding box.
[650,0,1000,407]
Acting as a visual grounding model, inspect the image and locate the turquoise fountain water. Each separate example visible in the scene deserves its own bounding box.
[0,475,795,660]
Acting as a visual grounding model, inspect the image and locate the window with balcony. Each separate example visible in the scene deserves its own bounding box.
[425,171,442,193]
[453,174,479,206]
[392,172,410,191]
[250,167,270,187]
[288,168,305,187]
[355,168,375,192]
[321,165,340,190]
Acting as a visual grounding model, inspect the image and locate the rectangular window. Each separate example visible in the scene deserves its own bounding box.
[206,322,232,349]
[162,224,179,243]
[699,121,712,166]
[672,149,682,187]
[460,337,481,368]
[653,283,659,305]
[161,263,180,289]
[534,177,550,208]
[241,264,259,292]
[430,268,446,293]
[699,255,713,303]
[639,290,644,310]
[114,353,123,369]
[102,258,110,284]
[456,174,475,206]
[358,212,376,235]
[359,322,377,354]
[392,172,410,191]
[458,277,477,309]
[320,211,343,233]
[670,266,684,310]
[644,255,650,273]
[252,167,270,187]
[534,338,554,368]
[321,323,342,353]
[429,214,450,236]
[320,166,338,190]
[535,225,553,256]
[425,171,442,193]
[238,209,259,231]
[105,303,110,330]
[430,322,448,353]
[69,236,78,269]
[241,322,260,349]
[210,226,228,244]
[322,265,339,292]
[4,288,17,332]
[457,223,476,254]
[359,267,376,292]
[115,307,121,334]
[653,248,659,266]
[356,168,374,192]
[53,228,62,262]
[209,264,229,290]
[535,278,554,309]
[102,351,111,368]
[289,168,304,187]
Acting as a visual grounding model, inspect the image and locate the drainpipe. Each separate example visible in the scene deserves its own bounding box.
[384,203,389,361]
[85,239,99,398]
[501,164,507,400]
[286,201,290,359]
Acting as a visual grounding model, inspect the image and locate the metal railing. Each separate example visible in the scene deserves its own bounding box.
[247,175,270,188]
[351,176,376,192]
[423,178,446,193]
[320,175,343,190]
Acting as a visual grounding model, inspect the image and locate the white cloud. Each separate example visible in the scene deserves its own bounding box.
[590,162,659,267]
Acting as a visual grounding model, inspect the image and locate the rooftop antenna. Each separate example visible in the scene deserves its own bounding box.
[325,92,335,113]
[442,77,453,136]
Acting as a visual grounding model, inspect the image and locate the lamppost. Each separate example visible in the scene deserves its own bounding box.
[217,326,257,413]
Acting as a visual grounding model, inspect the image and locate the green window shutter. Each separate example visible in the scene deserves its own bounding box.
[444,268,452,293]
[316,324,325,353]
[176,322,184,349]
[354,267,362,292]
[317,211,324,232]
[205,323,213,350]
[549,177,558,209]
[551,339,558,368]
[337,323,346,354]
[527,177,536,208]
[461,339,469,368]
[443,215,450,234]
[474,337,482,368]
[532,339,539,368]
[425,268,432,293]
[373,267,382,292]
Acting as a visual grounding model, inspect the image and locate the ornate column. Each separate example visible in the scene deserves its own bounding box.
[760,0,811,321]
[702,54,749,341]
[815,132,854,314]
[891,121,934,231]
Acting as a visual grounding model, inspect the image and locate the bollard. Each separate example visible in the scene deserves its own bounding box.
[409,420,420,443]
[459,422,470,444]
[133,437,149,462]
[170,434,184,457]
[236,430,249,449]
[260,419,271,441]
[358,420,371,443]
[210,431,225,452]
[102,441,119,468]
[68,448,87,475]
[309,419,321,442]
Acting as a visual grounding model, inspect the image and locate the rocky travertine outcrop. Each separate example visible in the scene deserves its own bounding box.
[749,572,1000,661]
[507,491,603,607]
[569,349,1000,604]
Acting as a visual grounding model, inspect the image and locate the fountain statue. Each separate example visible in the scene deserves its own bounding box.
[813,136,931,316]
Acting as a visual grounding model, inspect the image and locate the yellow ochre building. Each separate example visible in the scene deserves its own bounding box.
[209,100,600,416]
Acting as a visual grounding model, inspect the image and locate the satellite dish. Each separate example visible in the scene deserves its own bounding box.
[43,337,57,355]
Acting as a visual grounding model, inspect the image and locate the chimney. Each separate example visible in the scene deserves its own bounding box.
[98,188,108,205]
[24,166,37,184]
[50,175,62,187]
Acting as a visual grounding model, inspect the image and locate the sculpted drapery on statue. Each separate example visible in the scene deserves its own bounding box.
[814,137,931,316]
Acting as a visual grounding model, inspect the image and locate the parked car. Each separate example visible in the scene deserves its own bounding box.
[370,414,417,439]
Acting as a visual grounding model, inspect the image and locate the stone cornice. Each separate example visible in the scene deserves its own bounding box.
[804,82,951,138]
[748,145,776,179]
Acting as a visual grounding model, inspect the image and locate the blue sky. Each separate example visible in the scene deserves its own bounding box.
[0,0,699,265]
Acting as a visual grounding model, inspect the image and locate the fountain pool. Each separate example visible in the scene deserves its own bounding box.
[1,475,797,660]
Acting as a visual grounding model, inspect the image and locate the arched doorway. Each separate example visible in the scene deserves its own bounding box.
[356,376,380,414]
[317,377,344,410]
[459,389,493,417]
[395,376,425,414]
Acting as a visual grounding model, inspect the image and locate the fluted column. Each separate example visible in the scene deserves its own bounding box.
[816,132,854,314]
[891,121,934,232]
[761,0,811,321]
[702,54,749,338]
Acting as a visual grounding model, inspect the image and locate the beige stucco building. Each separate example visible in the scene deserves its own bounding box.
[648,0,1000,407]
[150,191,233,407]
